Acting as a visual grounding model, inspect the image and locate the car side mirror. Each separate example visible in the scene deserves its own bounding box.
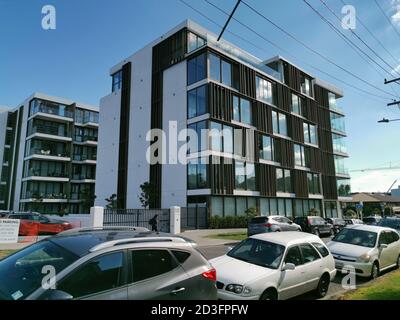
[282,263,296,271]
[379,244,388,249]
[226,246,233,253]
[41,290,73,300]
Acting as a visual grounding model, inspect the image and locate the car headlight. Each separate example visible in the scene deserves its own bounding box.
[357,253,371,263]
[225,284,252,295]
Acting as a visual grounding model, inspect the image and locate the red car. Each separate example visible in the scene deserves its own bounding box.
[7,212,73,236]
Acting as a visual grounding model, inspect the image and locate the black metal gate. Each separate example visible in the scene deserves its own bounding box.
[104,209,170,233]
[181,207,208,230]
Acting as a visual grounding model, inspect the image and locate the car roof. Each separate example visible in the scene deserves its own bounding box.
[346,224,391,232]
[250,231,321,246]
[47,227,195,257]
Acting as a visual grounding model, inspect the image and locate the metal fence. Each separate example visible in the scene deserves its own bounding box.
[104,209,170,233]
[181,206,208,230]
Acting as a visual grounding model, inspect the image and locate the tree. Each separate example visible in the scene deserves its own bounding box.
[343,209,357,218]
[308,207,319,215]
[138,182,157,209]
[80,188,96,213]
[245,207,259,221]
[31,192,43,212]
[105,194,117,209]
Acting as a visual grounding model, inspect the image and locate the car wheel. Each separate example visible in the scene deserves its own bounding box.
[297,228,302,232]
[260,289,277,300]
[370,262,379,280]
[313,229,320,237]
[396,255,400,269]
[315,274,330,298]
[276,229,281,232]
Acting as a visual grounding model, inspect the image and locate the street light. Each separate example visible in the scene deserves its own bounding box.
[378,118,400,123]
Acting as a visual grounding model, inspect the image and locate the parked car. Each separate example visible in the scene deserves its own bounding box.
[247,216,301,236]
[210,232,336,300]
[325,218,346,234]
[0,211,9,218]
[378,217,400,234]
[0,227,217,300]
[362,216,382,225]
[7,212,73,235]
[327,225,400,279]
[293,216,333,237]
[344,219,364,226]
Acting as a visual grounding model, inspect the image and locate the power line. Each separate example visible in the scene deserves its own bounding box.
[339,0,399,67]
[238,0,397,99]
[193,0,391,102]
[374,0,400,41]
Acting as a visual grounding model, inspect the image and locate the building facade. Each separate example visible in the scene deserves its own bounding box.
[0,93,99,214]
[95,20,351,221]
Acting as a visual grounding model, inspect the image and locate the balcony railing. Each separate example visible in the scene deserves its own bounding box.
[74,135,98,143]
[73,154,97,161]
[72,174,95,180]
[25,168,69,178]
[28,148,70,158]
[23,191,69,200]
[29,125,69,138]
[31,105,73,119]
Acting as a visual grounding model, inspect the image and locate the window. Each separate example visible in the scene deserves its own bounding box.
[291,94,305,116]
[330,112,346,133]
[307,173,320,194]
[187,85,207,118]
[334,155,348,175]
[294,144,309,167]
[209,53,238,89]
[112,70,122,92]
[209,121,234,154]
[276,168,292,193]
[187,53,207,85]
[256,76,275,104]
[258,135,274,161]
[187,120,207,153]
[337,178,351,197]
[299,244,321,263]
[131,250,178,283]
[303,122,317,145]
[235,162,256,191]
[187,31,206,53]
[58,252,125,298]
[300,74,312,96]
[312,243,330,257]
[272,111,288,136]
[332,133,347,154]
[284,246,303,266]
[233,96,252,125]
[187,158,207,189]
[172,250,191,264]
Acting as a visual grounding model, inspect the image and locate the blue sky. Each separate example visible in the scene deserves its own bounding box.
[1,0,400,192]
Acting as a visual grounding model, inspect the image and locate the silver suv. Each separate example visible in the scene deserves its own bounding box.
[0,227,217,300]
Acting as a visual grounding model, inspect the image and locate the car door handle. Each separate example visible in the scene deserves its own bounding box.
[170,287,186,295]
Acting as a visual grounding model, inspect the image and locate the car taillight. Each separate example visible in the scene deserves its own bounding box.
[264,223,272,228]
[202,268,216,282]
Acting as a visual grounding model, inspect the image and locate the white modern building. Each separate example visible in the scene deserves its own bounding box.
[95,20,351,225]
[0,93,99,214]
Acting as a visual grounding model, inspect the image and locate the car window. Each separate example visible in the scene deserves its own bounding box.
[58,252,125,298]
[171,250,191,264]
[378,232,389,245]
[300,244,321,263]
[280,217,291,224]
[284,246,303,266]
[131,250,178,283]
[251,217,268,224]
[312,242,330,257]
[333,228,377,248]
[392,232,400,242]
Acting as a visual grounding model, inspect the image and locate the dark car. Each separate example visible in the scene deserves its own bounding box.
[293,216,333,237]
[0,211,9,218]
[0,227,217,300]
[378,217,400,233]
[325,218,346,234]
[247,215,302,236]
[362,216,382,226]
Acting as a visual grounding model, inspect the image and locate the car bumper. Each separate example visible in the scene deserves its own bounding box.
[217,290,260,300]
[334,259,372,277]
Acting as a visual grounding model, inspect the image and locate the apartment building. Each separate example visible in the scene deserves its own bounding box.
[95,20,351,221]
[0,93,99,214]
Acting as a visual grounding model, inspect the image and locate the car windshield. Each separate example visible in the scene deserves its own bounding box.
[309,217,325,225]
[332,228,377,248]
[0,240,79,300]
[227,238,285,269]
[378,219,400,229]
[334,219,346,225]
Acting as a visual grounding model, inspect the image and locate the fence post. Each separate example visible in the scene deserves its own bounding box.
[170,206,181,235]
[90,206,104,228]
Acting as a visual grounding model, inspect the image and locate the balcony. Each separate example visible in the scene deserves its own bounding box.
[21,191,69,203]
[25,148,71,162]
[29,106,74,122]
[27,125,72,142]
[74,135,98,146]
[70,175,96,183]
[23,169,69,182]
[72,154,97,164]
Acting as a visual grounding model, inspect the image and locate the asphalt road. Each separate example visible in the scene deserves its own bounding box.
[197,235,372,300]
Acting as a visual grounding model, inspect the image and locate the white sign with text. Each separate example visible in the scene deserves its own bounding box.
[0,219,20,243]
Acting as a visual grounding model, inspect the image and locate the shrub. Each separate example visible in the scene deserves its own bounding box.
[208,215,253,229]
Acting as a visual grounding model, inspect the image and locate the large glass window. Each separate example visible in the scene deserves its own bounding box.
[334,155,348,175]
[291,94,306,117]
[307,173,320,194]
[258,135,274,161]
[233,96,252,125]
[187,85,207,119]
[272,111,288,136]
[332,133,347,154]
[256,76,275,104]
[187,120,207,153]
[221,60,232,87]
[276,168,292,193]
[187,53,207,85]
[112,70,122,92]
[303,122,317,145]
[209,53,238,89]
[330,112,346,133]
[294,144,309,167]
[209,121,234,154]
[187,31,206,53]
[235,162,256,191]
[337,178,351,197]
[300,74,312,97]
[188,158,207,189]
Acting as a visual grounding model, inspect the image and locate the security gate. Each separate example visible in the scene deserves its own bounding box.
[181,206,208,230]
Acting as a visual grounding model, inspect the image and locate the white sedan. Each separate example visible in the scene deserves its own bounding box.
[210,232,336,300]
[327,225,400,278]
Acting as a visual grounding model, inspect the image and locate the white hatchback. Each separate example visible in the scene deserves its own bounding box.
[210,232,336,300]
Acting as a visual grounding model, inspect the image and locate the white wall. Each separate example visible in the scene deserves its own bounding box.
[94,92,121,206]
[161,61,187,208]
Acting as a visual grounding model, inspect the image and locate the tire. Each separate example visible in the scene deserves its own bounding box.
[313,229,320,237]
[297,228,302,232]
[370,262,380,280]
[276,229,281,232]
[315,274,330,298]
[396,255,400,269]
[260,289,277,300]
